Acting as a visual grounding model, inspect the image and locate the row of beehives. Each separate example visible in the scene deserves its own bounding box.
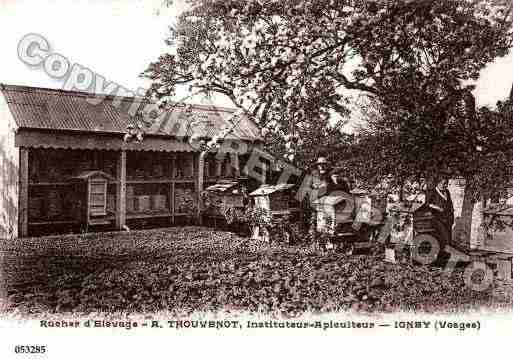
[28,149,117,183]
[28,189,81,220]
[29,187,116,221]
[29,186,196,220]
[203,181,386,232]
[126,185,165,213]
[125,186,196,214]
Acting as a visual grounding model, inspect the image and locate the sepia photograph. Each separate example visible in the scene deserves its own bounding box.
[1,0,513,357]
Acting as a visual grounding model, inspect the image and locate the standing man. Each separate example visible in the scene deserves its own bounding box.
[311,156,331,196]
[303,156,332,232]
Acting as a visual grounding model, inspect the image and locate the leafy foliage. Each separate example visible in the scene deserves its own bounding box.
[143,0,513,166]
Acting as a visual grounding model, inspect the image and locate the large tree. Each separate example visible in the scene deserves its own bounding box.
[144,0,512,161]
[143,0,513,244]
[346,90,513,247]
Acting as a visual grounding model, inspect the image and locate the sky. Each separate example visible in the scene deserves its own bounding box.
[1,0,513,110]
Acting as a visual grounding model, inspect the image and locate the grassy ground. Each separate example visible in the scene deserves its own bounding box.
[1,227,513,316]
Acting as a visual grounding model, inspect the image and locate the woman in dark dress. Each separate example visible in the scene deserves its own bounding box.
[425,178,454,246]
[427,179,454,229]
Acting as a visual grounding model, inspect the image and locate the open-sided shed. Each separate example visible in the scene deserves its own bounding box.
[0,84,262,238]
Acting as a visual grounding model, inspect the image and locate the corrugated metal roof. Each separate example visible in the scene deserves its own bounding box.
[249,183,295,197]
[205,181,239,193]
[1,84,262,142]
[72,171,115,181]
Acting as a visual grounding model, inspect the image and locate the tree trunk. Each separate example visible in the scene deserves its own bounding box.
[455,180,477,249]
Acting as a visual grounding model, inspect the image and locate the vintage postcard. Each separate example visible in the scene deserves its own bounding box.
[2,0,513,357]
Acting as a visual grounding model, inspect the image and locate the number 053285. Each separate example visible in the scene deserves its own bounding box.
[14,345,46,354]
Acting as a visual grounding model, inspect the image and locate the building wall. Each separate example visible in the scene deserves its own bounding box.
[0,92,19,239]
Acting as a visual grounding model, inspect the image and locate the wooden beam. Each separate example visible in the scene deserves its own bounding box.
[18,147,29,237]
[190,153,195,178]
[116,150,126,230]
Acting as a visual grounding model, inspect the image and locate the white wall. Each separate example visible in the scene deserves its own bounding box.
[0,91,19,239]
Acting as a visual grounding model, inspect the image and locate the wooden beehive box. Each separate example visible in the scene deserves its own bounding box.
[72,171,115,225]
[28,197,44,220]
[203,180,245,217]
[312,189,383,234]
[249,184,299,216]
[151,194,167,212]
[135,195,151,212]
[312,194,353,233]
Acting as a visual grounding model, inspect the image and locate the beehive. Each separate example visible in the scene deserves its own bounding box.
[47,190,62,219]
[203,181,245,217]
[135,195,151,212]
[249,184,299,216]
[151,194,167,211]
[28,197,44,220]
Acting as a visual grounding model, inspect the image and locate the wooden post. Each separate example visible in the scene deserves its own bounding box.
[216,156,222,178]
[171,154,176,178]
[170,182,175,224]
[197,152,206,225]
[170,154,176,224]
[18,147,29,238]
[261,159,267,185]
[190,153,195,179]
[234,153,240,178]
[116,150,126,230]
